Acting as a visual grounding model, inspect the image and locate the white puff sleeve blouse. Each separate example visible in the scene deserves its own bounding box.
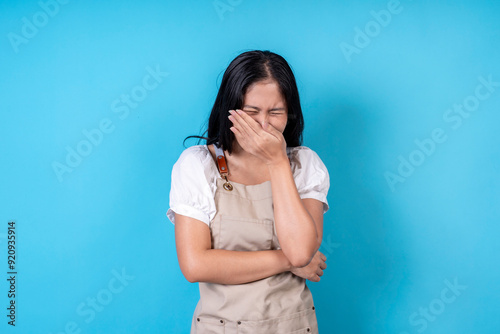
[167,145,329,227]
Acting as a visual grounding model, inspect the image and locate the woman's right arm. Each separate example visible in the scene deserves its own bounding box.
[175,213,294,285]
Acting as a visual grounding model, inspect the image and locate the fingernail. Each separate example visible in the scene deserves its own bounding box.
[236,109,243,114]
[228,110,235,115]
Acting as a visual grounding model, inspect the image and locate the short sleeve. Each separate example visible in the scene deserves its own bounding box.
[166,146,217,226]
[289,147,330,213]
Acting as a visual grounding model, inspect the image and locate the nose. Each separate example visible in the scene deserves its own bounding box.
[254,113,269,127]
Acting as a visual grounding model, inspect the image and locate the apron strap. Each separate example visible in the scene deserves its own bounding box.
[213,144,233,191]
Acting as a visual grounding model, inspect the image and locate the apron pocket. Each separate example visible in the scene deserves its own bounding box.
[216,215,273,251]
[194,315,225,334]
[237,307,317,334]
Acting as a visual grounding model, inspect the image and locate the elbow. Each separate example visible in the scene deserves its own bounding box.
[286,241,319,268]
[183,271,198,283]
[178,249,212,283]
[289,255,312,268]
[179,261,202,283]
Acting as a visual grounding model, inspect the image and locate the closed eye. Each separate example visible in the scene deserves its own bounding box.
[242,110,258,115]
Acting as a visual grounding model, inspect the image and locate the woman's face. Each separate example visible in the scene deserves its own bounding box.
[240,79,288,133]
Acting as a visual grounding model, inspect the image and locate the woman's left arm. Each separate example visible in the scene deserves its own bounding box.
[229,109,323,268]
[267,161,324,267]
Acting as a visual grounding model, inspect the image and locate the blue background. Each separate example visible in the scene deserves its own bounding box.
[1,0,499,333]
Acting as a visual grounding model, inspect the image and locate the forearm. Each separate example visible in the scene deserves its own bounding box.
[189,249,292,284]
[268,159,320,267]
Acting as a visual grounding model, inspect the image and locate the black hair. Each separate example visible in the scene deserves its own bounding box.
[185,50,304,154]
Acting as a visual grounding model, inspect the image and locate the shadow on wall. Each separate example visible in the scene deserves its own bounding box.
[308,100,407,333]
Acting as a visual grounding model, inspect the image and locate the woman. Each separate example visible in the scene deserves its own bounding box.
[167,50,330,333]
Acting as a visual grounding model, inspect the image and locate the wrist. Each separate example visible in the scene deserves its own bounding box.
[266,155,289,169]
[278,250,293,271]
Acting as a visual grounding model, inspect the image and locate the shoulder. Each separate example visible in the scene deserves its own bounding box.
[171,144,219,196]
[172,145,218,189]
[174,145,213,167]
[287,146,327,173]
[172,145,217,177]
[168,145,218,225]
[287,145,321,157]
[287,146,330,212]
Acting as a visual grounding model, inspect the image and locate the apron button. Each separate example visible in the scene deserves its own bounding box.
[197,318,200,322]
[220,319,224,324]
[312,306,315,310]
[306,328,311,332]
[237,321,241,325]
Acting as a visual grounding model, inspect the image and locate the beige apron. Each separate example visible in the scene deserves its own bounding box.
[190,146,319,334]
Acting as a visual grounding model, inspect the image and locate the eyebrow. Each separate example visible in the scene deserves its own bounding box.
[243,105,286,112]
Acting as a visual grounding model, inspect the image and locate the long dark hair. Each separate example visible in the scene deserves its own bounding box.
[185,50,304,154]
